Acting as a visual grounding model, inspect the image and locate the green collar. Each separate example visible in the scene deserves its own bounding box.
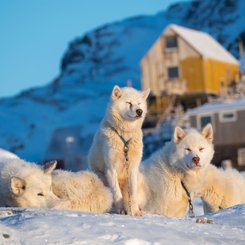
[110,126,132,162]
[110,126,132,148]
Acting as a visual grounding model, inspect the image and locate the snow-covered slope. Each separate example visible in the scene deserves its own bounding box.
[1,205,245,244]
[0,0,245,166]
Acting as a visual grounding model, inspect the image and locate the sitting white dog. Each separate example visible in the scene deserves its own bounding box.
[89,85,150,216]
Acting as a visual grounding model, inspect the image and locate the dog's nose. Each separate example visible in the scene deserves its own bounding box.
[136,109,143,117]
[192,156,200,165]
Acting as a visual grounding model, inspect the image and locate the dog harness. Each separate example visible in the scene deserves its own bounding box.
[181,181,217,224]
[181,181,195,218]
[110,126,133,215]
[110,127,132,161]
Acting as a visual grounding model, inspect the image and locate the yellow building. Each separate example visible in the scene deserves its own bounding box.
[141,24,239,99]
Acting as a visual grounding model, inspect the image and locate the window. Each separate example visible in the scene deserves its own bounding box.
[200,116,212,128]
[197,114,214,130]
[167,67,179,80]
[219,111,237,123]
[166,36,178,49]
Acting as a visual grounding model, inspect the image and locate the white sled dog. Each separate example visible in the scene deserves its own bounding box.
[198,164,245,213]
[89,85,150,216]
[0,157,59,208]
[137,124,214,217]
[52,170,113,213]
[164,124,245,214]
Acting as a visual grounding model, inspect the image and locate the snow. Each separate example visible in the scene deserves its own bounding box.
[1,205,245,244]
[167,24,239,65]
[186,97,245,116]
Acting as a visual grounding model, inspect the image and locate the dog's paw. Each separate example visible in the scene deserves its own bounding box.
[118,208,127,215]
[115,201,126,215]
[131,209,144,216]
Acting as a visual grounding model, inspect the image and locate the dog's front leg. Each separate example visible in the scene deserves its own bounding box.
[105,167,125,214]
[128,166,142,216]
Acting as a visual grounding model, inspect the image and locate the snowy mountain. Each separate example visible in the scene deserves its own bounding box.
[0,0,245,168]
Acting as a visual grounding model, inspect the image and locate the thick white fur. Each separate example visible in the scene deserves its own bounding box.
[138,124,214,217]
[0,158,59,208]
[0,148,19,160]
[161,124,245,214]
[52,170,113,213]
[89,85,150,215]
[198,165,245,213]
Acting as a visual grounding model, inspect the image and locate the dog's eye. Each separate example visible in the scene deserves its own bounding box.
[37,193,44,197]
[199,147,204,152]
[185,148,191,152]
[126,102,132,108]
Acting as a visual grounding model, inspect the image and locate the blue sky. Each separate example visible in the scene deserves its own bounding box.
[0,0,182,98]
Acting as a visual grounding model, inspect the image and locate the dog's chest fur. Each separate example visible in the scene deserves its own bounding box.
[104,127,143,177]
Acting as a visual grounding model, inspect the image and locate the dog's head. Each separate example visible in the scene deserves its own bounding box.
[109,85,150,122]
[170,124,214,172]
[10,160,60,208]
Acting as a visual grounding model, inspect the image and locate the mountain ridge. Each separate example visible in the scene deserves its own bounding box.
[0,0,244,167]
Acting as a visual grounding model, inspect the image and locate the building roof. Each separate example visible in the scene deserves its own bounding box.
[166,24,239,65]
[186,97,245,116]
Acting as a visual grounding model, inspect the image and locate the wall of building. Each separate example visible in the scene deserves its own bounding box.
[141,36,166,96]
[203,59,239,94]
[181,57,204,93]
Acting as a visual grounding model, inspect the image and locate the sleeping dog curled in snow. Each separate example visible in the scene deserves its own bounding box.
[137,124,215,217]
[51,169,113,213]
[0,157,60,208]
[0,152,112,213]
[89,85,150,216]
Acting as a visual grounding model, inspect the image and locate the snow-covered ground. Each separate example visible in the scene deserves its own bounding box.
[1,204,245,244]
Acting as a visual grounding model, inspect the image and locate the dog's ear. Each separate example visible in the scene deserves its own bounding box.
[201,123,213,144]
[10,176,26,196]
[43,160,57,174]
[111,85,122,100]
[141,88,151,100]
[173,127,186,144]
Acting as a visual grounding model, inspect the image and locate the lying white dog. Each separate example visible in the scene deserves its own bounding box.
[52,170,113,213]
[138,124,214,217]
[0,158,59,208]
[169,125,245,214]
